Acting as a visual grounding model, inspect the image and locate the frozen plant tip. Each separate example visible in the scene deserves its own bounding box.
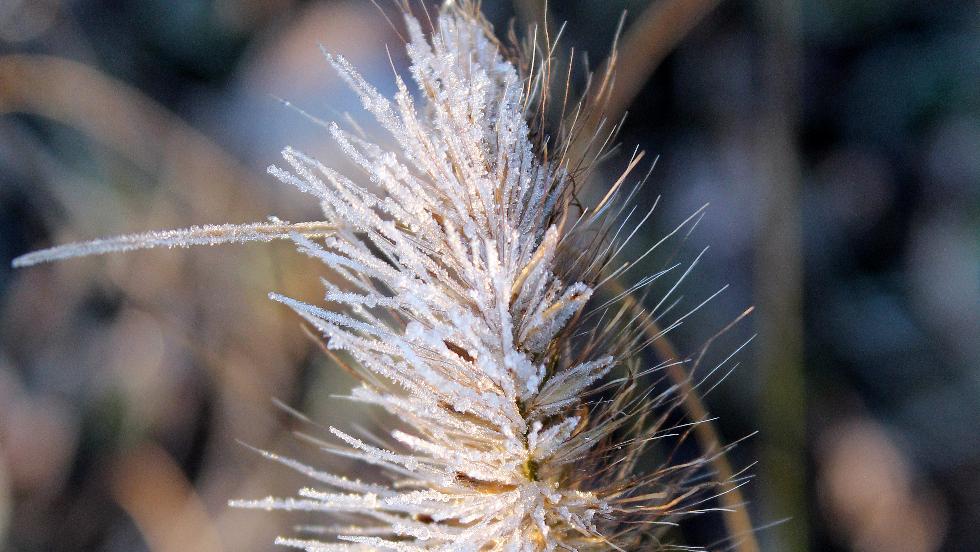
[15,2,750,550]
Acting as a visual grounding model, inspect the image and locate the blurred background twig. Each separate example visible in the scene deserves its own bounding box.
[0,54,265,220]
[752,0,806,549]
[600,0,721,126]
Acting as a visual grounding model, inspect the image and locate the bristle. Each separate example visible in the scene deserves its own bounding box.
[11,221,334,267]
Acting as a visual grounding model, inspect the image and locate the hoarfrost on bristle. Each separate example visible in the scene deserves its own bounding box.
[11,221,334,267]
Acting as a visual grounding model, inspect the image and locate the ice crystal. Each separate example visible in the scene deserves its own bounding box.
[15,2,739,550]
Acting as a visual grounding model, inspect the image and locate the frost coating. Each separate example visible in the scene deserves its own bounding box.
[229,9,623,549]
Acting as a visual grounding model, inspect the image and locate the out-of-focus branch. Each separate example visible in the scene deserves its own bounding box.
[593,2,760,550]
[111,444,224,552]
[0,55,263,220]
[601,0,721,124]
[613,282,760,552]
[565,0,723,185]
[753,0,806,549]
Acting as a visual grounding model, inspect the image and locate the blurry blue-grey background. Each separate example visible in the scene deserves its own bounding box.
[0,1,977,550]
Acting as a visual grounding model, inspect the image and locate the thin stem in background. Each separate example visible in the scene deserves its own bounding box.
[753,0,807,549]
[0,55,265,221]
[111,444,224,552]
[611,281,761,552]
[594,2,761,550]
[599,0,722,129]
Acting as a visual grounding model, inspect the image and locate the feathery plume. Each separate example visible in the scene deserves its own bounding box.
[14,2,747,549]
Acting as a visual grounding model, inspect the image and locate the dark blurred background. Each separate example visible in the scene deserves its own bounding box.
[0,1,977,551]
